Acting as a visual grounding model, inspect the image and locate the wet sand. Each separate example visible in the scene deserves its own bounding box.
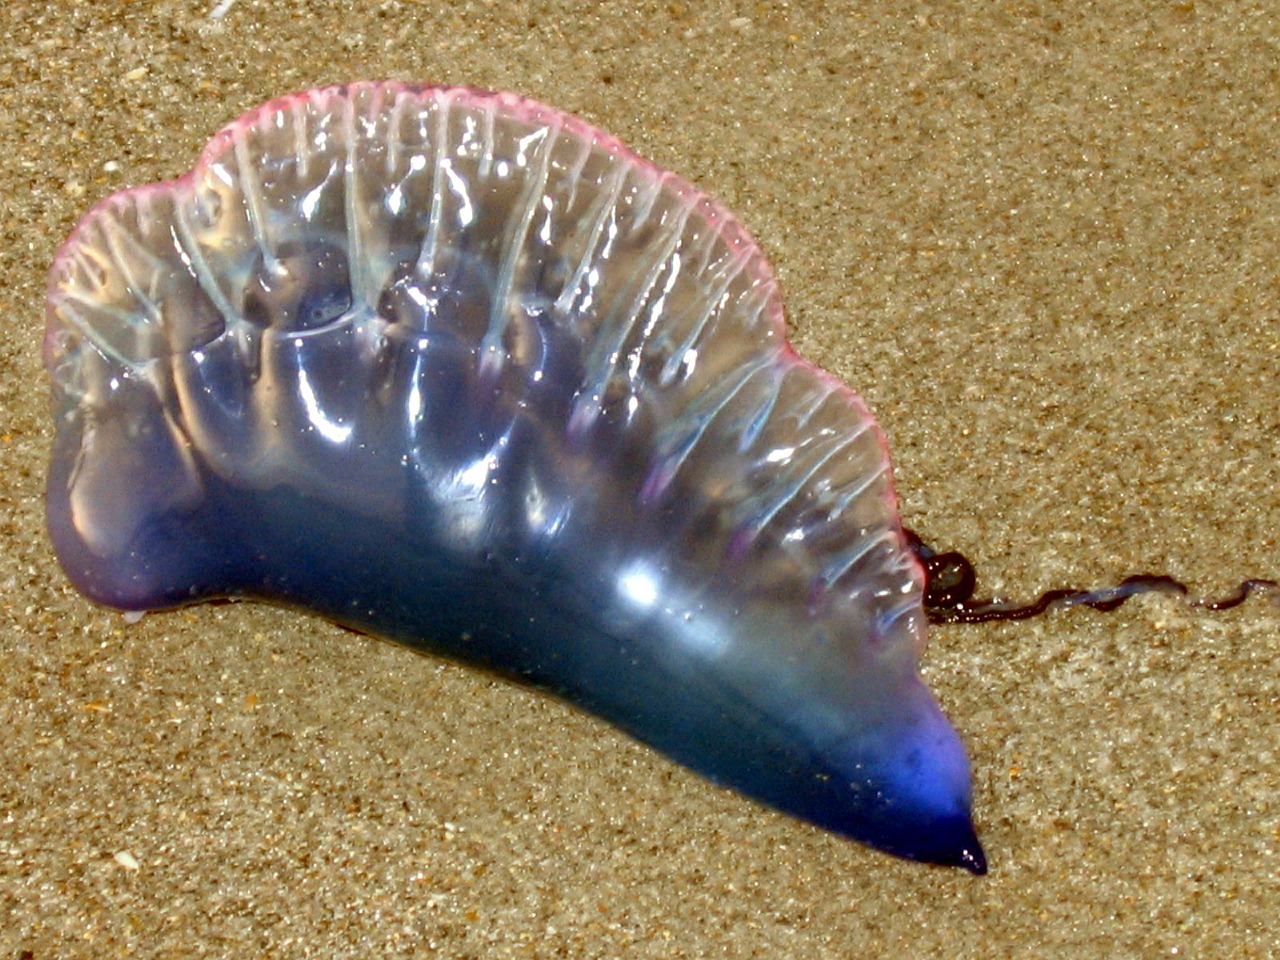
[2,2,1277,956]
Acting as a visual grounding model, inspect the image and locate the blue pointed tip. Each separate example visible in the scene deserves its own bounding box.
[859,809,986,874]
[855,688,987,873]
[960,840,988,876]
[932,814,987,875]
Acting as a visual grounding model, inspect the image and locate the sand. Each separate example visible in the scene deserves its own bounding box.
[1,1,1277,956]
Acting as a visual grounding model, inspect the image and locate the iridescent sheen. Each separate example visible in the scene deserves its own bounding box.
[44,83,984,872]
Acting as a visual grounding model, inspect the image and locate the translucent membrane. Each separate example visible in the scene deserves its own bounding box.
[45,83,984,873]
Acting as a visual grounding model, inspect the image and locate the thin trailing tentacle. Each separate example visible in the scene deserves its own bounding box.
[905,528,1279,624]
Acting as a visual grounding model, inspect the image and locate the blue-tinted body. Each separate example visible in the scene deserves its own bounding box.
[44,83,984,872]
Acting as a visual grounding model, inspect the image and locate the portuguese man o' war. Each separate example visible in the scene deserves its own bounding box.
[45,82,1280,875]
[48,83,1009,874]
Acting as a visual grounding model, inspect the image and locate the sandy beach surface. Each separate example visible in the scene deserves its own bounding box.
[1,2,1277,956]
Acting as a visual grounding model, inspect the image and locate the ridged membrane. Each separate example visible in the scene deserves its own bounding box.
[45,83,984,872]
